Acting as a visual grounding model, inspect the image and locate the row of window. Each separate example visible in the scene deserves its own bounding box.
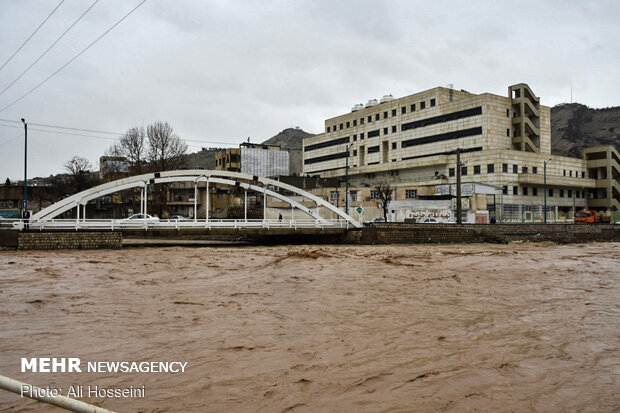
[325,98,437,133]
[502,186,586,198]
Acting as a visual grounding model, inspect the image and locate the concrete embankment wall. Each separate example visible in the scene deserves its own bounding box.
[15,231,122,250]
[340,223,620,245]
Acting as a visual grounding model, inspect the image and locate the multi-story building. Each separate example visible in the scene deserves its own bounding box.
[215,142,289,177]
[303,83,619,221]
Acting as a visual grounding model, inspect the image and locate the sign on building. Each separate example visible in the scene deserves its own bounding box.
[240,147,289,177]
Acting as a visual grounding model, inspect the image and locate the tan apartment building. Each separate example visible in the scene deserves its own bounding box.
[215,142,289,177]
[303,83,619,221]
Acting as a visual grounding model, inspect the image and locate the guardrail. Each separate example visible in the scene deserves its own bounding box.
[4,218,353,231]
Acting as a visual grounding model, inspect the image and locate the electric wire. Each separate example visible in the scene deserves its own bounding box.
[0,0,66,74]
[0,0,148,113]
[0,0,101,98]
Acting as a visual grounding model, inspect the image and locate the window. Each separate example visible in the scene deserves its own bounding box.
[349,191,358,202]
[370,190,380,199]
[576,191,580,199]
[368,116,372,123]
[549,188,554,197]
[401,106,406,114]
[353,134,357,141]
[507,129,510,137]
[392,142,397,149]
[522,166,528,174]
[523,187,528,196]
[340,123,343,130]
[391,109,397,116]
[353,120,357,127]
[327,126,330,133]
[383,127,388,135]
[503,163,508,173]
[383,111,388,119]
[346,121,350,128]
[487,163,495,173]
[405,189,418,199]
[410,104,416,112]
[532,166,538,174]
[533,187,538,196]
[360,118,364,125]
[513,186,518,195]
[449,168,455,177]
[582,190,585,198]
[368,145,380,153]
[330,191,339,202]
[420,101,426,109]
[568,189,572,198]
[392,125,397,133]
[375,114,380,121]
[360,132,364,139]
[502,186,508,195]
[563,170,566,176]
[569,170,572,177]
[559,189,564,198]
[368,129,380,138]
[353,150,357,156]
[430,98,436,107]
[513,165,518,174]
[461,166,468,176]
[581,171,585,178]
[506,109,510,117]
[474,165,480,174]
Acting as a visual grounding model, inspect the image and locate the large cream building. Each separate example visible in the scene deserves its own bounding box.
[302,83,619,221]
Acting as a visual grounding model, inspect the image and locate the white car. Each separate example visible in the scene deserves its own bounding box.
[418,218,438,223]
[119,213,159,223]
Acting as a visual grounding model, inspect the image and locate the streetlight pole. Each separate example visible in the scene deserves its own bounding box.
[345,143,352,215]
[21,118,27,215]
[456,148,462,224]
[543,158,551,224]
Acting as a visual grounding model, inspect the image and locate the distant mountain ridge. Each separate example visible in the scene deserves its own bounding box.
[550,103,620,158]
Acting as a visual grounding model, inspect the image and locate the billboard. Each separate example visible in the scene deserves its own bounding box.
[241,147,289,177]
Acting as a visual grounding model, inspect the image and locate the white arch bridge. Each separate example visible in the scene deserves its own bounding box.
[23,170,361,232]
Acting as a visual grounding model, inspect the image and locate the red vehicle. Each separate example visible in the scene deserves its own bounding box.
[574,210,611,224]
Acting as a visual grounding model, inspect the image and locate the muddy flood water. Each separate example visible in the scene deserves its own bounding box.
[1,243,619,412]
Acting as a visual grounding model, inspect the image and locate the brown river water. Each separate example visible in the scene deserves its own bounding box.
[0,243,619,412]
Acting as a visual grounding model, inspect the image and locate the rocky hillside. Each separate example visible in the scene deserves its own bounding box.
[551,103,620,158]
[261,127,315,174]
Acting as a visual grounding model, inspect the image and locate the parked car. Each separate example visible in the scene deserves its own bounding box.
[119,213,159,223]
[418,218,438,223]
[168,215,188,221]
[445,217,471,224]
[364,217,386,226]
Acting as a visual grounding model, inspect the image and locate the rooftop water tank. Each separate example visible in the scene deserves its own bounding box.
[351,103,364,112]
[380,94,394,103]
[365,99,379,108]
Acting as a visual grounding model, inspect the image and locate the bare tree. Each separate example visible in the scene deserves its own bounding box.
[146,121,188,172]
[109,126,146,174]
[374,183,393,222]
[63,156,98,193]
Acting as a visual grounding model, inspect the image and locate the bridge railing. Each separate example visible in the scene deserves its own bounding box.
[8,218,352,231]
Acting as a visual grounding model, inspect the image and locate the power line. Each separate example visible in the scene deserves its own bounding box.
[0,0,66,74]
[0,0,101,98]
[0,0,148,113]
[0,122,241,146]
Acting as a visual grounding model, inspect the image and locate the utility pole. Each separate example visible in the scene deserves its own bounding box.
[345,143,351,215]
[456,148,462,224]
[21,118,27,216]
[544,158,551,224]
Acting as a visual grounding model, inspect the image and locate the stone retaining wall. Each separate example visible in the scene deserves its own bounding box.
[342,224,620,245]
[18,231,122,250]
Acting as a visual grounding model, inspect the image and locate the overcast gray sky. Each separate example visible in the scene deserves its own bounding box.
[0,0,618,180]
